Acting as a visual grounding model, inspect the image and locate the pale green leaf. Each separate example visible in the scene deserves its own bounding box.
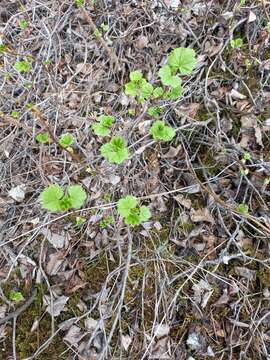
[168,47,197,75]
[68,185,87,209]
[40,184,64,212]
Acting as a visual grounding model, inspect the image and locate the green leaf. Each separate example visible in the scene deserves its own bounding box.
[168,47,197,75]
[75,0,85,5]
[36,132,51,144]
[20,19,29,29]
[130,70,143,82]
[9,291,24,302]
[40,184,64,212]
[11,111,19,118]
[164,84,183,100]
[15,60,32,73]
[92,123,110,136]
[67,185,87,209]
[139,206,151,222]
[125,212,141,226]
[139,81,153,102]
[230,38,243,49]
[147,106,163,118]
[101,23,109,32]
[0,44,7,55]
[117,195,138,217]
[99,115,114,127]
[150,120,176,141]
[125,81,138,97]
[59,133,74,148]
[238,203,248,214]
[153,87,164,98]
[100,136,129,164]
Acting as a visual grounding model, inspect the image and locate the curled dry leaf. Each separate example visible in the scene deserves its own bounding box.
[8,184,26,202]
[190,208,215,224]
[121,334,132,351]
[44,295,69,317]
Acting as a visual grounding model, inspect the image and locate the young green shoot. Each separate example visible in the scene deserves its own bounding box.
[9,290,24,302]
[168,47,197,75]
[150,120,176,141]
[40,184,87,212]
[59,133,74,148]
[92,115,115,136]
[238,203,248,214]
[125,70,153,103]
[230,38,243,49]
[117,195,151,226]
[15,60,32,73]
[36,132,51,144]
[100,136,129,164]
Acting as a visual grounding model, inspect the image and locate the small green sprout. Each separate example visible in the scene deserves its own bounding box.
[11,111,19,118]
[152,87,164,99]
[158,65,182,88]
[0,44,7,55]
[59,133,74,148]
[125,70,153,103]
[230,38,243,49]
[240,168,249,176]
[36,132,51,144]
[128,109,136,116]
[101,23,109,32]
[94,29,102,38]
[150,120,176,141]
[117,195,151,226]
[238,203,249,214]
[92,115,115,136]
[15,60,32,73]
[40,184,87,212]
[242,152,251,163]
[75,0,85,6]
[20,19,29,29]
[147,106,163,118]
[100,136,129,164]
[75,216,86,226]
[266,22,270,34]
[43,59,53,65]
[168,47,197,75]
[9,291,24,302]
[240,0,246,6]
[100,215,114,228]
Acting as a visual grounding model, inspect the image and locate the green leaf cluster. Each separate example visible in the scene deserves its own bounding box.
[230,38,243,49]
[9,291,24,302]
[125,70,153,103]
[36,132,51,144]
[92,115,115,136]
[101,136,129,164]
[150,120,176,141]
[59,133,74,148]
[15,60,32,73]
[40,184,87,212]
[117,195,151,226]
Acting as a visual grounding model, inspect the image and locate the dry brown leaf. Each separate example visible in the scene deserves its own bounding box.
[191,208,215,224]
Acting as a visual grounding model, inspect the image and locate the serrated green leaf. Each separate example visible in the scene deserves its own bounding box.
[238,203,248,214]
[100,136,129,164]
[99,115,115,127]
[168,47,197,75]
[15,60,32,73]
[153,87,164,98]
[20,19,29,29]
[92,123,110,136]
[59,133,74,148]
[150,120,176,141]
[36,132,51,144]
[139,81,153,102]
[9,291,24,302]
[40,184,64,212]
[147,106,163,118]
[125,212,141,226]
[139,206,151,222]
[125,81,138,97]
[67,185,87,209]
[130,70,143,82]
[117,195,138,217]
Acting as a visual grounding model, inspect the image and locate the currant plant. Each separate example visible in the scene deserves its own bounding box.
[59,133,74,148]
[117,195,151,226]
[15,60,32,73]
[124,70,153,103]
[92,115,115,136]
[36,132,51,144]
[100,136,129,164]
[40,184,87,212]
[150,120,176,141]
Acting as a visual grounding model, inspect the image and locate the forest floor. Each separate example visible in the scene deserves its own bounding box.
[1,0,270,359]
